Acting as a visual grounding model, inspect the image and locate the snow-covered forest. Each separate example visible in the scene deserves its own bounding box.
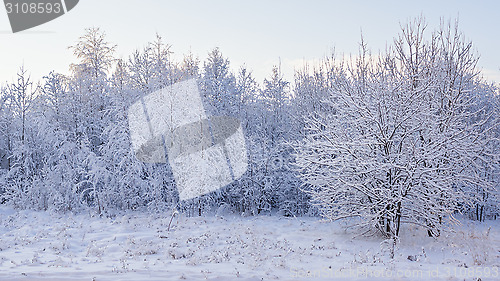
[0,18,499,280]
[0,18,499,228]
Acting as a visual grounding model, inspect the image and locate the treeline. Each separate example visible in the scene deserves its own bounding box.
[0,20,498,230]
[0,29,306,216]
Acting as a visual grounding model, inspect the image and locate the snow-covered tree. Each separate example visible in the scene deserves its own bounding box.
[9,66,37,144]
[462,82,500,221]
[295,19,498,238]
[129,34,176,93]
[0,67,38,206]
[180,51,200,80]
[201,47,238,116]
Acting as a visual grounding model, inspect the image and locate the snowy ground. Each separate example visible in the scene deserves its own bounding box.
[0,206,499,281]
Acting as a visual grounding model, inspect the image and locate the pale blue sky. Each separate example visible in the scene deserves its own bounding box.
[1,0,499,85]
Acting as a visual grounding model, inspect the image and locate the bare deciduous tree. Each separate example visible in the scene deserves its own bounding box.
[295,18,499,238]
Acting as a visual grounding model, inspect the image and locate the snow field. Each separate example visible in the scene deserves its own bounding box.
[0,206,498,280]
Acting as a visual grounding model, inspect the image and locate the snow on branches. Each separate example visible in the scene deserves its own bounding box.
[295,19,499,238]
